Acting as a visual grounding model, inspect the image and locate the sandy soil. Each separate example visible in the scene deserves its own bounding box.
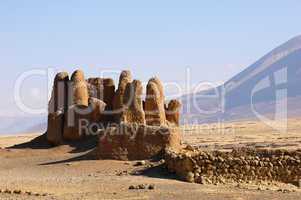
[0,134,40,149]
[0,119,300,200]
[182,118,301,151]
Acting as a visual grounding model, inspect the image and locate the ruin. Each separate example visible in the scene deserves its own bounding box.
[46,69,300,186]
[46,69,182,160]
[145,77,166,126]
[165,147,301,185]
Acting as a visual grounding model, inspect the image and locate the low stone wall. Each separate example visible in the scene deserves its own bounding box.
[165,147,301,185]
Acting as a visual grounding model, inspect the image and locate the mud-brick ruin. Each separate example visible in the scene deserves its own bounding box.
[47,69,301,186]
[47,70,182,160]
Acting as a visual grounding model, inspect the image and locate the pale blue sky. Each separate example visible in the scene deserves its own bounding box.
[0,0,301,116]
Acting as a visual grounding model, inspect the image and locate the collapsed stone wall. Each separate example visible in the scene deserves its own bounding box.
[46,69,182,156]
[165,148,301,185]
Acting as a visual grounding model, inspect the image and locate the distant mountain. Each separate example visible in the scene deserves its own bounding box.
[181,35,301,124]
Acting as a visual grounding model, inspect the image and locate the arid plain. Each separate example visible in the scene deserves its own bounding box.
[0,118,300,200]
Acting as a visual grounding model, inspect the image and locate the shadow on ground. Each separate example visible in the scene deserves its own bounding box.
[6,133,99,165]
[39,149,98,166]
[8,133,98,153]
[132,163,180,181]
[8,134,51,149]
[6,133,179,183]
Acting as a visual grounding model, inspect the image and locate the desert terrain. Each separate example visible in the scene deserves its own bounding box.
[0,119,300,200]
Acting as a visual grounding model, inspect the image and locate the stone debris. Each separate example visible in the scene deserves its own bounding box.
[129,184,155,190]
[116,170,129,176]
[135,160,146,166]
[0,188,49,196]
[13,190,21,194]
[4,189,11,194]
[148,184,155,190]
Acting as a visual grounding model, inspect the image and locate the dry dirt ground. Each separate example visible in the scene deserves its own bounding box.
[182,118,301,151]
[0,119,300,200]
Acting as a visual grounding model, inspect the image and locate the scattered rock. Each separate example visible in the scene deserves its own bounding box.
[159,159,165,164]
[185,172,195,183]
[257,186,264,191]
[185,145,195,151]
[129,184,155,190]
[198,176,205,185]
[13,190,21,194]
[147,163,155,168]
[135,160,146,166]
[138,184,147,189]
[148,184,155,190]
[116,170,129,176]
[4,189,11,194]
[278,189,291,193]
[129,185,136,190]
